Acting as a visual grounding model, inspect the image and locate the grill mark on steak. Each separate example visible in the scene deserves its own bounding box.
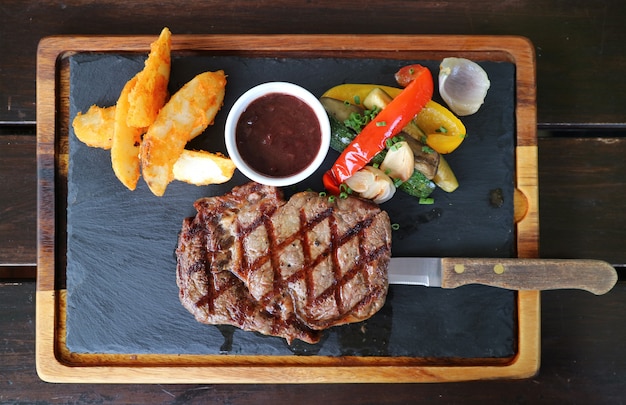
[176,182,391,344]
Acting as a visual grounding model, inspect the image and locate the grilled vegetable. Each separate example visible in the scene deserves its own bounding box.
[398,169,436,198]
[328,116,357,152]
[322,65,434,195]
[323,82,467,154]
[344,166,397,204]
[320,96,364,123]
[432,155,459,193]
[324,99,455,196]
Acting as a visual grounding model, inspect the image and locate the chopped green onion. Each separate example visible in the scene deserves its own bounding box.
[376,121,387,127]
[436,126,448,133]
[319,191,327,197]
[421,145,434,154]
[354,95,361,105]
[393,178,403,187]
[419,197,435,205]
[339,184,352,194]
[328,195,336,203]
[391,223,400,231]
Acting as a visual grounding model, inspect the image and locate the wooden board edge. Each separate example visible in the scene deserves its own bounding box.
[36,37,61,293]
[516,146,540,258]
[35,34,540,383]
[36,290,539,384]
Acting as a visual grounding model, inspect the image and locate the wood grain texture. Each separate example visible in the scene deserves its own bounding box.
[35,34,539,383]
[1,0,625,127]
[539,137,626,265]
[4,280,626,403]
[0,135,37,266]
[441,258,617,295]
[35,289,540,383]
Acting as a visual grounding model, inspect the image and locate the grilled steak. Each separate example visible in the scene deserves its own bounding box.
[175,182,391,344]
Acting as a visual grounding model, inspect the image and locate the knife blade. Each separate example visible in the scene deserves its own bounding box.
[387,257,618,295]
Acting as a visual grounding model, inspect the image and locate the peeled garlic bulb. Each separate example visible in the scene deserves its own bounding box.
[439,57,490,116]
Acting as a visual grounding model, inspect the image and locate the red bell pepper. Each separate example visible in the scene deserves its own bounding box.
[322,64,434,195]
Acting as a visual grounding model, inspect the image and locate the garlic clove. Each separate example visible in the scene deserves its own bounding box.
[380,141,414,182]
[371,179,396,204]
[344,166,397,204]
[344,169,375,193]
[439,57,490,116]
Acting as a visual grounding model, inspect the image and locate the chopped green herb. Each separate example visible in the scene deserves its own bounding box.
[343,105,381,133]
[421,145,434,154]
[419,197,435,205]
[354,95,361,105]
[393,178,404,187]
[376,121,387,127]
[436,126,448,134]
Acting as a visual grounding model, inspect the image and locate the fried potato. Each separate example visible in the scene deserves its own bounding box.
[111,75,145,191]
[173,150,236,185]
[141,70,227,196]
[72,105,115,149]
[126,27,171,128]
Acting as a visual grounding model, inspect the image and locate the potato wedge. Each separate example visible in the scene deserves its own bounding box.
[72,105,115,149]
[141,70,227,196]
[126,27,171,128]
[112,75,145,191]
[173,150,236,185]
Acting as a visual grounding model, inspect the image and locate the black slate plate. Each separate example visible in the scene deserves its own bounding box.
[66,53,517,358]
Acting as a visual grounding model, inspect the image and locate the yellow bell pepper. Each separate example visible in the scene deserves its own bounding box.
[322,84,467,154]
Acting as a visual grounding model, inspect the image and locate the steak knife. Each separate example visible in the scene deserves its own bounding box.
[387,257,618,295]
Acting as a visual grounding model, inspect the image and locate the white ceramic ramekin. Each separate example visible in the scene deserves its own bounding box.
[224,82,330,187]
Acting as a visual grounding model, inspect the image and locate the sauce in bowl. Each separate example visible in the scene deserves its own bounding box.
[235,93,322,178]
[225,82,330,187]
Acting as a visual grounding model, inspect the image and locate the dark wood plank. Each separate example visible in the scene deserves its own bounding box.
[538,137,626,265]
[0,134,37,267]
[1,0,626,127]
[2,280,625,403]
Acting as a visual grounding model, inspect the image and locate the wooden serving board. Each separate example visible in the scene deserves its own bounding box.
[36,34,539,383]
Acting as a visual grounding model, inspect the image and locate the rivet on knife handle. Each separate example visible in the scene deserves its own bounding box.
[440,258,618,295]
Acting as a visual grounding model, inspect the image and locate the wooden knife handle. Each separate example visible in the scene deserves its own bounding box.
[440,258,618,295]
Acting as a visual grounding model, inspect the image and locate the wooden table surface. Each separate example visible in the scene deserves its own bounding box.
[1,1,625,403]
